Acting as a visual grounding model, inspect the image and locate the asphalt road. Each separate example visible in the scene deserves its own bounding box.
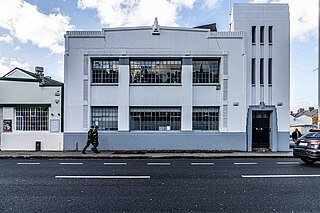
[0,158,319,213]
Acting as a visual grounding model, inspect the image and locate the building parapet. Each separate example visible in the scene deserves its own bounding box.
[65,31,103,37]
[207,31,245,39]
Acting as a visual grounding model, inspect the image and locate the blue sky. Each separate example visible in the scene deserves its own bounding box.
[0,0,318,112]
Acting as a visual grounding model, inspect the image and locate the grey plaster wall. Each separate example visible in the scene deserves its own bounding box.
[277,131,290,151]
[64,132,246,151]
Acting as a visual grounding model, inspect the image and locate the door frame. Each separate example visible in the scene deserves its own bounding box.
[247,103,278,152]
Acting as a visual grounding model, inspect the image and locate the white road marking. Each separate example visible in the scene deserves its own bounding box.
[191,163,214,166]
[147,163,171,166]
[59,163,83,165]
[242,174,320,178]
[55,176,150,179]
[17,163,40,165]
[103,163,127,165]
[276,162,300,165]
[234,163,258,165]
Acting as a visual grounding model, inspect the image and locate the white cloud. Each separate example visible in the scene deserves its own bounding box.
[251,0,318,42]
[14,46,21,51]
[202,0,223,9]
[0,0,74,54]
[77,0,196,27]
[0,55,30,76]
[0,34,13,43]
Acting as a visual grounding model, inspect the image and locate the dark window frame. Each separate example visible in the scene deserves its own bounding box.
[260,26,265,44]
[192,107,219,131]
[268,26,273,44]
[193,59,220,84]
[268,58,272,85]
[252,58,256,85]
[260,58,264,85]
[130,107,181,131]
[130,59,182,84]
[91,59,119,84]
[91,107,118,131]
[252,26,256,44]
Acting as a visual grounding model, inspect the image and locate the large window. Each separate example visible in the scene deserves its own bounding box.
[91,107,118,131]
[193,107,219,131]
[193,59,220,83]
[130,108,181,131]
[92,59,119,83]
[130,60,181,84]
[16,107,48,131]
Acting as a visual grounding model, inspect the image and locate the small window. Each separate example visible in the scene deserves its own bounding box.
[251,58,256,85]
[268,58,272,85]
[260,26,265,44]
[268,26,273,44]
[260,58,264,85]
[252,26,256,44]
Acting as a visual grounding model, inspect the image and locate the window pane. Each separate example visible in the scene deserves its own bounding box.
[130,107,181,131]
[130,60,182,84]
[193,107,219,131]
[193,59,220,83]
[92,59,119,83]
[15,107,48,131]
[91,107,118,131]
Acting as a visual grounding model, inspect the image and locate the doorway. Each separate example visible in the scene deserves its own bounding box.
[252,111,270,149]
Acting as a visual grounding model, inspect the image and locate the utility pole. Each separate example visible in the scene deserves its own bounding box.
[318,0,320,128]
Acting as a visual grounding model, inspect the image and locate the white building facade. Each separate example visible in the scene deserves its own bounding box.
[0,67,64,150]
[64,3,290,151]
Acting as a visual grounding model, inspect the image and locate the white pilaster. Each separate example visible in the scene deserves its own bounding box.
[181,58,193,131]
[118,58,130,131]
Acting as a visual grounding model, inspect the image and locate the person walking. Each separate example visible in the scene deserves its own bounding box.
[292,128,302,143]
[91,126,100,153]
[82,126,95,154]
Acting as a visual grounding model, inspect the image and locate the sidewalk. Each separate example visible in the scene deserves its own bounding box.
[0,150,294,159]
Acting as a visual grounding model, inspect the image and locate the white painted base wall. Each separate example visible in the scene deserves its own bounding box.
[1,132,63,151]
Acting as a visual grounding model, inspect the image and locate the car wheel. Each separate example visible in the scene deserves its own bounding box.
[301,157,316,165]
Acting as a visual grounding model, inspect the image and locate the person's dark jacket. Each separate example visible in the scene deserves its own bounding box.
[292,131,302,141]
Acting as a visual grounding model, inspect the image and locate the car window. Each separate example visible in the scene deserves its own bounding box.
[304,132,320,138]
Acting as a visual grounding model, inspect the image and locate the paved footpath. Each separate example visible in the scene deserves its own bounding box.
[0,151,294,159]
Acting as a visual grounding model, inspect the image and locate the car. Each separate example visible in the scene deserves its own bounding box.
[293,129,320,164]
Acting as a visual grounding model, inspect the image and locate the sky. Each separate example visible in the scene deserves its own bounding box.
[0,0,318,112]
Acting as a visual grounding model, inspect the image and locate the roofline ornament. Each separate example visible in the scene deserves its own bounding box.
[152,17,160,35]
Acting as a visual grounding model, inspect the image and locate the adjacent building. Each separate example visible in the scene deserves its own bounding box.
[64,3,290,151]
[0,67,63,150]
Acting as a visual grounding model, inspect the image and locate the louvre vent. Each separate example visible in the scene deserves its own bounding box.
[223,55,228,75]
[223,105,228,128]
[83,105,88,129]
[223,79,228,101]
[83,80,88,101]
[84,56,88,75]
